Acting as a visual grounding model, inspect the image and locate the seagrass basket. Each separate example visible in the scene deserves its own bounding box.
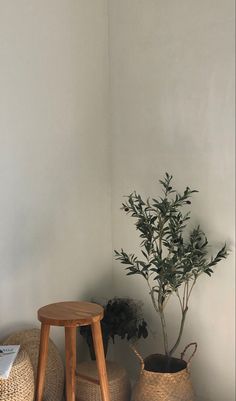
[3,328,64,401]
[132,343,197,401]
[0,347,34,401]
[76,360,131,401]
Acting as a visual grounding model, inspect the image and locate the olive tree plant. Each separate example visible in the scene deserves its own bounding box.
[114,173,228,357]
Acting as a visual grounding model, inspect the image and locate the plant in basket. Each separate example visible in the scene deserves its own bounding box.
[79,297,148,360]
[114,173,228,401]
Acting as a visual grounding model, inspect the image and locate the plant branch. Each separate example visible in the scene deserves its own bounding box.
[182,282,187,310]
[169,307,188,356]
[148,282,159,314]
[148,278,169,355]
[187,277,197,303]
[159,305,169,355]
[176,289,184,312]
[162,292,171,309]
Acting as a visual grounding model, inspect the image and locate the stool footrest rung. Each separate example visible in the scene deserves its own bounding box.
[76,371,100,386]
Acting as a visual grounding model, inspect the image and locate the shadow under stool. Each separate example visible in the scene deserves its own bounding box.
[35,301,111,401]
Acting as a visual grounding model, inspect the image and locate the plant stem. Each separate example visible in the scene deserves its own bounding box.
[149,287,159,314]
[187,277,197,303]
[183,282,187,309]
[159,306,169,355]
[176,289,184,312]
[158,216,163,257]
[170,278,196,356]
[147,280,169,355]
[169,307,188,356]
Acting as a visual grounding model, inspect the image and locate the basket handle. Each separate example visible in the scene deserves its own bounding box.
[129,343,145,372]
[180,342,197,366]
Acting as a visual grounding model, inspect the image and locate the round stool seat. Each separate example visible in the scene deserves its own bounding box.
[38,301,104,326]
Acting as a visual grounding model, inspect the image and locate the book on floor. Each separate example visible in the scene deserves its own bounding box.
[0,345,20,379]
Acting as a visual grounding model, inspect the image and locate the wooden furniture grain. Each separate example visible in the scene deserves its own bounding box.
[35,301,111,401]
[76,360,131,401]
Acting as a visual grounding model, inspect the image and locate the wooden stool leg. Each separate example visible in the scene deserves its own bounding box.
[91,320,111,401]
[65,326,76,401]
[35,323,50,401]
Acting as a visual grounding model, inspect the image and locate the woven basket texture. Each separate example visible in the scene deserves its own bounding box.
[132,358,194,401]
[76,361,131,401]
[0,347,34,401]
[4,328,64,401]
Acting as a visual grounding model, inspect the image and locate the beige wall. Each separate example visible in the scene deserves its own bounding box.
[0,0,112,352]
[0,1,235,400]
[109,1,235,401]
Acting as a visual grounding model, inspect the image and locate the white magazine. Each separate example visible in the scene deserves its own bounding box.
[0,345,20,379]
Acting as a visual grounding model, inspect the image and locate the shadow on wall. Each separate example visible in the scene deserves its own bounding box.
[0,274,113,351]
[80,276,115,305]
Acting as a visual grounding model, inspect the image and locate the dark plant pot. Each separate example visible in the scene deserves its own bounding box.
[144,353,187,373]
[87,335,109,361]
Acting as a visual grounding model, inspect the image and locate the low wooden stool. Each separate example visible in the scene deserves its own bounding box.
[35,301,111,401]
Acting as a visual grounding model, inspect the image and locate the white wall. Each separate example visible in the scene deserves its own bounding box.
[109,1,235,401]
[0,0,112,352]
[0,1,235,400]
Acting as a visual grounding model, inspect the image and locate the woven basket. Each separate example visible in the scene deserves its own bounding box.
[4,328,64,401]
[0,347,34,401]
[76,360,131,401]
[132,343,197,401]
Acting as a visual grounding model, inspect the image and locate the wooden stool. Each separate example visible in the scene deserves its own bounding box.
[35,301,111,401]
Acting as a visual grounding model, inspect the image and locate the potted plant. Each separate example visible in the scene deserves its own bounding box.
[114,173,228,401]
[79,297,148,360]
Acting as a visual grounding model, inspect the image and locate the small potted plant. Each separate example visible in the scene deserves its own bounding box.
[79,297,148,360]
[114,173,228,401]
